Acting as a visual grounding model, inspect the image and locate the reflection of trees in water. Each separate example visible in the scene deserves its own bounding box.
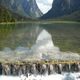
[0,23,43,49]
[63,73,75,80]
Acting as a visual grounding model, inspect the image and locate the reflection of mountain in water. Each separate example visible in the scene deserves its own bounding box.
[31,29,80,60]
[31,29,60,60]
[0,28,80,61]
[0,23,80,53]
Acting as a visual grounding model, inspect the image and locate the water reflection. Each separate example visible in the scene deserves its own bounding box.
[0,23,80,53]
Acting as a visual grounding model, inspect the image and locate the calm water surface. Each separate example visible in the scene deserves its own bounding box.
[0,23,80,53]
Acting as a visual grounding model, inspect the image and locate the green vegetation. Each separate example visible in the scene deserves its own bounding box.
[0,6,33,23]
[0,7,16,22]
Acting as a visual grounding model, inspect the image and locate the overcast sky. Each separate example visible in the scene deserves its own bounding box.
[36,0,53,14]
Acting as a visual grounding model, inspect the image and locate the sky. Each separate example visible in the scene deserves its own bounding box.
[36,0,53,14]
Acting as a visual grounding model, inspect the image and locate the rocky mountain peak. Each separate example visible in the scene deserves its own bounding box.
[41,0,80,19]
[0,0,43,18]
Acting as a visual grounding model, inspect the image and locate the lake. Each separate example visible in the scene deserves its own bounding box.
[0,22,80,53]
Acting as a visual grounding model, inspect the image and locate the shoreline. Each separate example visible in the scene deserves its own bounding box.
[0,21,80,25]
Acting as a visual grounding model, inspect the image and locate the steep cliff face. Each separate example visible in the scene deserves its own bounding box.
[41,0,80,19]
[0,0,43,18]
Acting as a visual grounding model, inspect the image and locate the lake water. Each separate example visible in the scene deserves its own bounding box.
[0,23,80,53]
[0,22,80,80]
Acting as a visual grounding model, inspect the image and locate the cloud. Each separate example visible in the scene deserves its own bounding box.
[36,0,53,14]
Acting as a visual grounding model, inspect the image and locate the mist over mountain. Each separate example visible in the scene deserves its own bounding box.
[0,0,42,19]
[41,0,80,19]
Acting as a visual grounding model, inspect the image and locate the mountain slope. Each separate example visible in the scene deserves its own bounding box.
[41,0,80,19]
[57,10,80,21]
[0,0,43,19]
[0,6,33,22]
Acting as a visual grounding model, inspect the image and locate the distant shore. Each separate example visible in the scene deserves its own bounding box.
[0,20,80,25]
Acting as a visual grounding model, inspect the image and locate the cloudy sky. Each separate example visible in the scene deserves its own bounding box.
[36,0,53,14]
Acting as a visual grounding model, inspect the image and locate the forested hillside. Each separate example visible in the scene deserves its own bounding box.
[0,6,32,23]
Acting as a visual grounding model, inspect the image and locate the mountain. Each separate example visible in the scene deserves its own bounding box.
[0,0,43,19]
[41,0,80,19]
[0,6,34,22]
[56,10,80,21]
[0,6,16,22]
